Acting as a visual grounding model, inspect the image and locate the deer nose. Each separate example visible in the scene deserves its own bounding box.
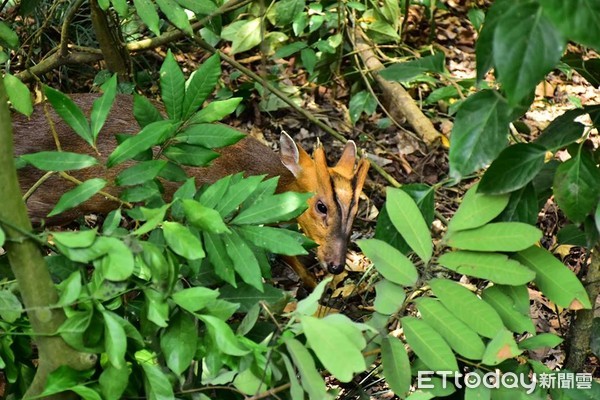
[327,263,345,274]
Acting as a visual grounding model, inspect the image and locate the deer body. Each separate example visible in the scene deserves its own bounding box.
[12,94,369,283]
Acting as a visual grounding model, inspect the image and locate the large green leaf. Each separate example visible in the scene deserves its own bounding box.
[188,98,243,124]
[449,90,510,179]
[401,317,459,371]
[386,187,432,262]
[163,143,219,167]
[438,251,535,285]
[497,183,539,225]
[534,107,588,151]
[0,291,22,323]
[373,280,406,315]
[222,229,263,291]
[285,337,331,400]
[539,0,600,51]
[162,221,205,260]
[553,148,600,223]
[175,123,245,148]
[357,239,418,286]
[416,297,485,360]
[198,314,249,356]
[99,365,130,400]
[222,18,262,54]
[478,143,547,195]
[102,311,127,369]
[20,151,98,171]
[133,0,161,36]
[493,2,565,105]
[115,160,168,186]
[182,199,230,234]
[429,278,504,338]
[301,315,366,382]
[203,232,235,285]
[172,287,219,312]
[445,222,542,252]
[44,86,92,145]
[481,286,535,334]
[237,225,307,256]
[48,178,107,217]
[182,53,221,119]
[160,311,196,375]
[159,49,186,120]
[138,355,175,399]
[232,191,311,225]
[514,246,592,309]
[381,336,411,397]
[107,120,176,167]
[90,74,117,140]
[448,183,509,232]
[379,52,446,82]
[481,329,522,366]
[4,73,32,116]
[475,0,512,81]
[155,0,193,36]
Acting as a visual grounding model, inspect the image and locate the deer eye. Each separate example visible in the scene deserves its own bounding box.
[316,200,328,215]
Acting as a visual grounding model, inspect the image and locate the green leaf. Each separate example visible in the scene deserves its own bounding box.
[285,337,331,400]
[475,0,512,81]
[222,229,263,291]
[107,120,176,167]
[99,364,130,400]
[111,0,128,16]
[401,317,459,371]
[481,329,522,365]
[163,143,219,166]
[481,286,535,334]
[21,151,98,171]
[497,284,531,316]
[438,251,535,285]
[357,239,418,286]
[273,41,308,59]
[493,2,565,105]
[381,336,411,397]
[232,191,311,225]
[102,311,127,368]
[133,93,163,128]
[97,237,135,281]
[429,278,504,338]
[449,90,510,179]
[52,229,97,248]
[55,271,82,307]
[162,221,205,260]
[294,277,333,316]
[519,333,563,350]
[222,18,262,54]
[159,49,186,119]
[416,297,485,360]
[198,314,249,356]
[0,291,23,323]
[379,52,446,82]
[182,53,221,119]
[176,0,216,15]
[349,90,377,125]
[175,124,245,148]
[40,366,94,397]
[171,287,219,312]
[188,98,243,124]
[445,222,542,252]
[237,225,308,256]
[539,0,600,51]
[448,183,509,232]
[44,86,92,145]
[133,0,161,36]
[203,232,235,285]
[182,199,230,234]
[4,73,32,116]
[514,246,592,309]
[48,178,107,217]
[553,148,600,223]
[0,21,19,49]
[160,311,196,375]
[144,289,169,327]
[139,358,175,399]
[115,160,168,186]
[478,143,547,195]
[281,354,305,400]
[133,204,170,236]
[274,0,306,26]
[90,74,118,140]
[497,183,539,225]
[155,0,193,36]
[301,315,366,382]
[534,107,588,151]
[0,227,4,247]
[373,280,406,315]
[386,187,432,262]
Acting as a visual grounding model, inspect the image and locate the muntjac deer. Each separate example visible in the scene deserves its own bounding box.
[12,94,370,287]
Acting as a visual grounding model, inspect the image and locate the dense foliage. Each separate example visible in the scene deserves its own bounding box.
[1,0,600,399]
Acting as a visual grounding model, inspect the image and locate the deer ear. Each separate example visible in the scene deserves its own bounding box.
[280,132,310,177]
[335,140,357,174]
